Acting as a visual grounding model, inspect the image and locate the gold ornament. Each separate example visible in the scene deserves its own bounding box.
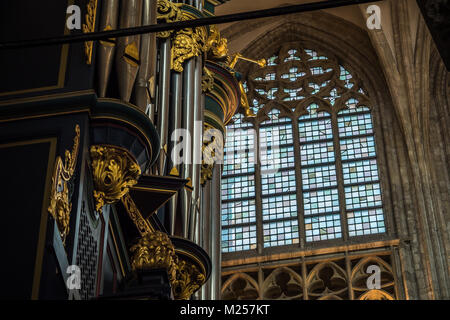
[90,145,141,213]
[206,25,228,60]
[156,0,183,38]
[172,259,206,300]
[121,193,154,236]
[171,21,208,72]
[130,231,178,282]
[82,0,98,64]
[130,230,208,300]
[48,125,80,245]
[359,289,395,300]
[201,123,222,185]
[202,67,214,93]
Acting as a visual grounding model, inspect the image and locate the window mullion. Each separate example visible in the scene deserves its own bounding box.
[331,112,349,241]
[291,117,307,248]
[254,124,264,254]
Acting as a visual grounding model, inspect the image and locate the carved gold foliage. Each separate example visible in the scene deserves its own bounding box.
[171,22,208,72]
[206,25,228,60]
[130,231,178,282]
[82,0,98,64]
[48,125,80,245]
[200,123,223,185]
[156,0,183,38]
[90,145,141,213]
[130,228,207,299]
[172,259,206,300]
[202,67,214,93]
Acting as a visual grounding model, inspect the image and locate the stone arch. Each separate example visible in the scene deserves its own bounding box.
[261,267,303,300]
[221,272,260,300]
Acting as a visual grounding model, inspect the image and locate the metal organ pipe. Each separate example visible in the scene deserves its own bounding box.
[157,39,171,175]
[135,0,158,116]
[97,0,119,97]
[116,0,143,102]
[168,70,183,235]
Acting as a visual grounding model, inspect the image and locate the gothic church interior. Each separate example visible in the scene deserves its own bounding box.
[0,0,448,300]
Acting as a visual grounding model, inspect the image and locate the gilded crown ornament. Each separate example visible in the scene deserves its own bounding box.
[90,145,141,213]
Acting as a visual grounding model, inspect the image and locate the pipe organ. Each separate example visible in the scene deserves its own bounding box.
[0,0,265,300]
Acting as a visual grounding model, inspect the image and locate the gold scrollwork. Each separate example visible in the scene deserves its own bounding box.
[121,193,154,236]
[130,230,207,300]
[171,20,209,72]
[202,67,214,93]
[130,231,178,282]
[359,289,395,300]
[206,25,228,60]
[172,259,206,300]
[90,145,141,213]
[156,0,183,38]
[82,0,98,65]
[48,125,81,245]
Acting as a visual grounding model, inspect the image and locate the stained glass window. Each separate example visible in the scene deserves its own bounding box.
[221,44,387,253]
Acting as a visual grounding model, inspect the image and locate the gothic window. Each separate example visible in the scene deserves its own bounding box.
[221,43,386,253]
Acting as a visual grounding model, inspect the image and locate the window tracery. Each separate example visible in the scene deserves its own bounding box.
[221,42,386,253]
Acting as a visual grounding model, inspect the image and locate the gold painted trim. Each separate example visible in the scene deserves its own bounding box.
[48,125,80,245]
[222,239,401,268]
[0,138,57,299]
[131,185,178,194]
[0,0,74,97]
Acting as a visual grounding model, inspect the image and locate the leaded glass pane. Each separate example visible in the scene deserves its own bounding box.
[305,214,342,242]
[221,175,255,200]
[300,141,335,165]
[262,194,297,221]
[338,113,374,137]
[344,183,382,210]
[340,136,376,161]
[342,159,379,185]
[263,219,299,247]
[261,170,296,195]
[221,199,256,227]
[302,165,337,190]
[299,118,333,142]
[303,188,340,215]
[347,208,386,236]
[260,145,295,171]
[221,225,257,252]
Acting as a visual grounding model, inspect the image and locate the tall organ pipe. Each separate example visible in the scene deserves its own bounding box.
[168,71,183,235]
[135,0,157,116]
[97,0,119,97]
[116,0,143,102]
[209,165,222,300]
[180,59,195,238]
[189,56,204,243]
[157,39,171,175]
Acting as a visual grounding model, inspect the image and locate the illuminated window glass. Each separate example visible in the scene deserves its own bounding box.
[221,44,387,253]
[305,214,341,242]
[261,170,296,195]
[221,225,257,253]
[347,208,385,236]
[263,219,299,247]
[222,200,256,227]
